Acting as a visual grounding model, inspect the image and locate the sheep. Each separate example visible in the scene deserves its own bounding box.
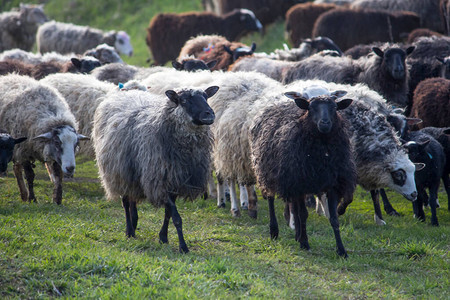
[312,8,420,51]
[249,90,356,257]
[91,63,167,85]
[0,132,26,174]
[172,57,217,72]
[0,74,87,204]
[201,0,299,26]
[40,73,116,158]
[0,4,48,52]
[404,132,445,226]
[36,20,133,56]
[410,78,450,129]
[92,86,219,253]
[82,43,123,65]
[407,28,443,44]
[230,57,293,81]
[351,0,444,33]
[285,2,336,47]
[408,36,450,61]
[282,44,415,108]
[146,9,262,66]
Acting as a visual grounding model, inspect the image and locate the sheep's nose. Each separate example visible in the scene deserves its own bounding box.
[411,191,417,199]
[65,166,75,174]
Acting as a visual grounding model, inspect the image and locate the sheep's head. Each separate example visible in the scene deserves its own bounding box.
[436,56,450,79]
[0,133,26,173]
[310,36,343,56]
[284,90,352,134]
[373,46,415,80]
[71,57,101,74]
[34,125,88,176]
[165,86,219,126]
[114,31,133,57]
[237,9,263,33]
[20,4,48,25]
[172,58,217,72]
[224,42,256,62]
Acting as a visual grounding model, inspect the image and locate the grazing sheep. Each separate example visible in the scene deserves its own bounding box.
[91,63,167,85]
[201,0,299,26]
[0,132,26,173]
[250,90,356,257]
[351,0,444,33]
[93,86,219,253]
[312,8,420,51]
[0,4,48,52]
[404,132,445,226]
[36,21,133,56]
[172,57,217,71]
[0,74,87,204]
[285,2,336,47]
[146,9,262,65]
[282,45,415,108]
[410,78,450,129]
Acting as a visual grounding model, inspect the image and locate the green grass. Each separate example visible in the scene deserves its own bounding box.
[0,159,449,298]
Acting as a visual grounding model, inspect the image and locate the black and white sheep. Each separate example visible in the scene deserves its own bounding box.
[282,45,415,108]
[0,74,87,204]
[172,57,217,72]
[0,4,48,52]
[93,86,219,253]
[146,9,262,65]
[36,21,133,56]
[249,90,356,257]
[0,132,26,174]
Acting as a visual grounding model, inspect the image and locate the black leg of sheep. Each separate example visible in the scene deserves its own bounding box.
[292,195,310,251]
[379,189,400,216]
[130,200,138,231]
[167,194,189,254]
[50,162,63,205]
[159,203,171,244]
[122,196,135,238]
[443,175,450,211]
[413,188,427,222]
[23,161,36,203]
[428,183,440,227]
[327,190,347,258]
[370,190,385,225]
[267,195,279,240]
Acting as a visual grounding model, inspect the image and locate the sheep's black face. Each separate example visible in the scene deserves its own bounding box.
[376,48,408,80]
[239,9,263,33]
[0,135,26,173]
[71,58,101,74]
[404,140,431,168]
[172,59,216,72]
[308,99,339,134]
[166,86,219,126]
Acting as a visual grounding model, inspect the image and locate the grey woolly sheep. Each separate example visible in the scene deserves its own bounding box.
[91,63,167,85]
[92,86,219,253]
[0,74,87,204]
[231,57,293,81]
[83,43,123,64]
[0,4,48,52]
[146,9,262,65]
[40,73,116,158]
[36,21,133,56]
[351,0,444,33]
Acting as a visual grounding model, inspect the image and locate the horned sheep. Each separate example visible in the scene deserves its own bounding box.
[146,9,262,65]
[0,74,87,204]
[0,4,48,52]
[36,20,133,56]
[93,86,219,253]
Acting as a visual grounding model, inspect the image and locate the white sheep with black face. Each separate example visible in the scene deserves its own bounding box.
[0,74,87,204]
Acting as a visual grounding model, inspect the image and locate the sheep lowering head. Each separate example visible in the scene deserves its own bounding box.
[93,86,219,253]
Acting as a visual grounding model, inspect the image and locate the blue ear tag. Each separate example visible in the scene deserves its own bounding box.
[118,82,124,89]
[427,152,433,159]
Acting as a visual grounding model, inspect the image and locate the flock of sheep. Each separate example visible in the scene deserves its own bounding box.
[0,0,449,257]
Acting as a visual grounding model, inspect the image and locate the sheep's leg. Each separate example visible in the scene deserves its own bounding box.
[413,187,426,222]
[327,190,347,258]
[130,200,138,231]
[216,175,226,208]
[337,192,353,216]
[159,202,171,244]
[291,198,301,242]
[168,194,189,254]
[205,172,217,200]
[122,195,135,238]
[23,161,36,203]
[442,174,450,211]
[13,162,28,202]
[239,184,248,210]
[267,195,278,239]
[247,185,258,219]
[428,183,439,226]
[293,195,309,250]
[370,189,386,225]
[229,179,240,217]
[51,162,63,205]
[380,189,400,216]
[284,202,296,229]
[316,193,330,219]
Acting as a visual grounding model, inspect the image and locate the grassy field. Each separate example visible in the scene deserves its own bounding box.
[0,0,449,299]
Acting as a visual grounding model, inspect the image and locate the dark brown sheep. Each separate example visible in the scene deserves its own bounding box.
[407,28,443,44]
[285,2,336,47]
[312,8,420,50]
[146,9,262,66]
[410,77,450,129]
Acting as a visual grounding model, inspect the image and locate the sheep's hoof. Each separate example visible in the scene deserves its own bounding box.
[179,245,189,254]
[159,234,168,244]
[374,214,386,226]
[241,203,248,210]
[231,208,240,217]
[126,231,135,238]
[248,209,257,219]
[337,249,348,258]
[387,210,401,217]
[270,227,279,240]
[300,240,310,251]
[217,202,226,208]
[431,219,439,227]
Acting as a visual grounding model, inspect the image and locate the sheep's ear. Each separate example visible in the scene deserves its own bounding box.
[206,60,217,69]
[372,47,384,58]
[205,86,219,98]
[336,99,353,110]
[250,42,256,52]
[405,46,415,56]
[443,128,450,135]
[14,137,27,144]
[172,61,183,70]
[406,118,422,126]
[414,163,425,171]
[436,56,445,64]
[417,139,430,148]
[71,58,82,70]
[77,134,89,141]
[285,92,309,109]
[165,90,179,105]
[33,131,52,140]
[331,90,347,98]
[224,45,233,55]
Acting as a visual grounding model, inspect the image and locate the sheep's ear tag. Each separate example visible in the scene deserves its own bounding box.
[285,92,309,110]
[165,90,179,105]
[372,47,384,58]
[33,132,53,140]
[118,83,124,89]
[336,99,353,110]
[415,163,425,171]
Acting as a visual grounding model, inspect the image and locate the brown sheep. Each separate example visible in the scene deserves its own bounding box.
[407,28,443,44]
[285,3,336,47]
[410,77,450,128]
[146,9,262,66]
[312,8,420,50]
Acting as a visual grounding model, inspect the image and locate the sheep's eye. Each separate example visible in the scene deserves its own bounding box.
[391,169,406,185]
[118,39,124,45]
